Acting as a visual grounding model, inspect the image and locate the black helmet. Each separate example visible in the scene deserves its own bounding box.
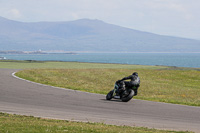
[132,72,138,76]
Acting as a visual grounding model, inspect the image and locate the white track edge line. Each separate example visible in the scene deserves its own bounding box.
[12,72,105,96]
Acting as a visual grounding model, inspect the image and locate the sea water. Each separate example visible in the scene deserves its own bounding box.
[1,53,200,68]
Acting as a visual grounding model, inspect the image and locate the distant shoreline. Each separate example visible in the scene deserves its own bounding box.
[1,50,200,54]
[1,53,200,68]
[0,50,77,55]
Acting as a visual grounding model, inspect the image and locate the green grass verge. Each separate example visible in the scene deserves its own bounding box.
[0,112,192,133]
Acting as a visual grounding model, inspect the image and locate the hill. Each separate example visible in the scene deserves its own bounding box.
[0,16,200,52]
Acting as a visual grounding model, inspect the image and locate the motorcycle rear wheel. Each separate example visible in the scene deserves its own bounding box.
[121,89,134,102]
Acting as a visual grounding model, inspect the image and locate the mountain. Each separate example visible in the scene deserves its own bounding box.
[0,16,200,52]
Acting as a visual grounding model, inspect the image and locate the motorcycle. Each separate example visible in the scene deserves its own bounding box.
[106,80,136,102]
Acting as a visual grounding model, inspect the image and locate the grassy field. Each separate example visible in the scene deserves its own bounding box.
[0,112,192,133]
[0,60,168,69]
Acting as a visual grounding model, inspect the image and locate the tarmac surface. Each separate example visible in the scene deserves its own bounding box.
[0,69,200,132]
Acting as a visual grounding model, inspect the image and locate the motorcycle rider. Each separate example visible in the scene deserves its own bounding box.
[116,72,140,96]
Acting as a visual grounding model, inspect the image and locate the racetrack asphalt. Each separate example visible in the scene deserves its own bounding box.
[0,69,200,132]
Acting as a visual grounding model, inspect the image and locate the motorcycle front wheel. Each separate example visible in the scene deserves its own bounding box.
[106,90,113,100]
[121,89,134,102]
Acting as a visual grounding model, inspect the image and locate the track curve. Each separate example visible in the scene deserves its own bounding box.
[0,69,200,132]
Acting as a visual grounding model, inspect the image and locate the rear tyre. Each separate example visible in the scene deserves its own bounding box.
[121,89,134,102]
[106,90,113,100]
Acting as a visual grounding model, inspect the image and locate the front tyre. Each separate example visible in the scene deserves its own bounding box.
[106,90,113,100]
[121,89,134,102]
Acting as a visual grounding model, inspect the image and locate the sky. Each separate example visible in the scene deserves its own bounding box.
[0,0,200,39]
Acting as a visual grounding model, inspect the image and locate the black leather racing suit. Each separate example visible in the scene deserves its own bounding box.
[120,74,140,96]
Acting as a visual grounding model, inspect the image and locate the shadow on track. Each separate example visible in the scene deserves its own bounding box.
[100,99,123,102]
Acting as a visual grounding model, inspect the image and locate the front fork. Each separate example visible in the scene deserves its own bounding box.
[112,84,118,97]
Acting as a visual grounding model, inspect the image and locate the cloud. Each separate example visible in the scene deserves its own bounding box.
[9,9,22,18]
